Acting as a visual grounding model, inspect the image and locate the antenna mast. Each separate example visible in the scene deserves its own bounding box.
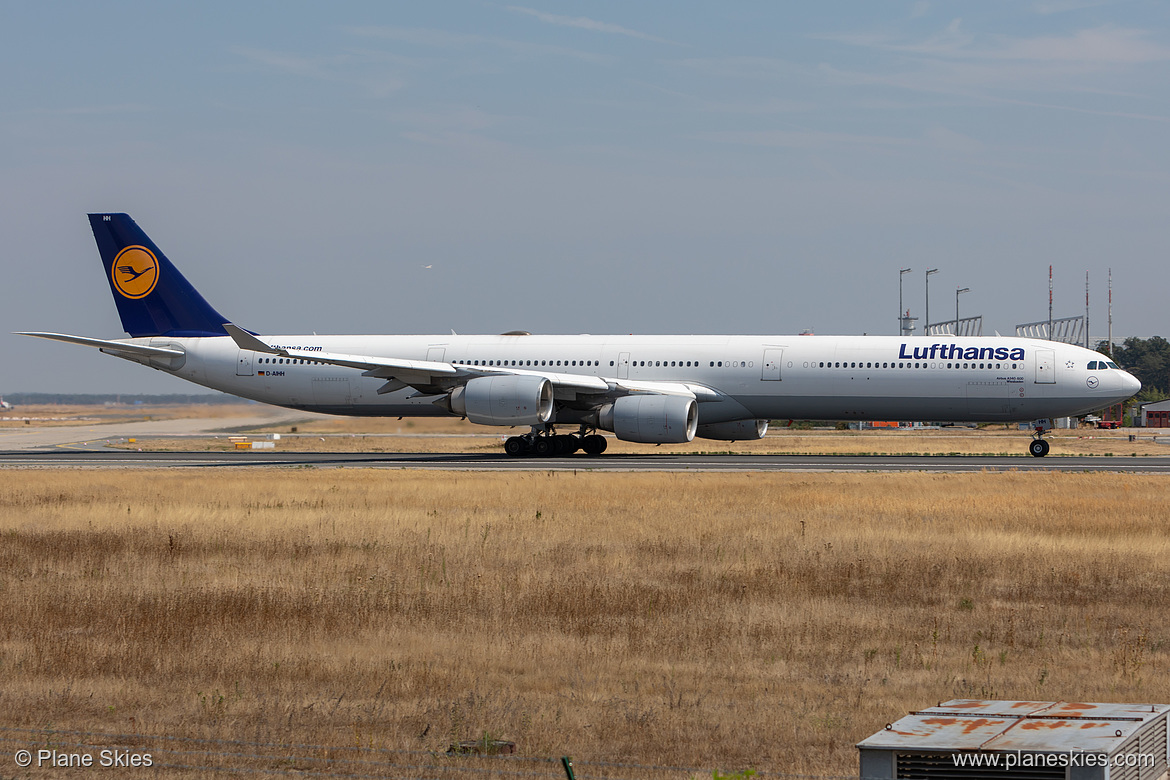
[898,267,912,336]
[1048,265,1053,340]
[1085,271,1090,349]
[1108,268,1113,358]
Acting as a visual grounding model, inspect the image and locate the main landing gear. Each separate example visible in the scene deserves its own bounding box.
[1028,427,1051,458]
[504,425,608,457]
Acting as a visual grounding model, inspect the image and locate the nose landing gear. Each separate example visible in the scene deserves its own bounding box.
[1028,425,1051,458]
[1028,438,1050,457]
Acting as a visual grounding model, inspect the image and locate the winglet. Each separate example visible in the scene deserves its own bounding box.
[223,323,283,355]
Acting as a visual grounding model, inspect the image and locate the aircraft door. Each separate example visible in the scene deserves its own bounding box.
[762,349,783,380]
[1034,349,1055,384]
[427,346,446,363]
[236,350,254,376]
[617,352,630,380]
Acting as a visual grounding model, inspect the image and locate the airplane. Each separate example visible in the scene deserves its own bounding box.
[19,213,1140,458]
[0,397,12,411]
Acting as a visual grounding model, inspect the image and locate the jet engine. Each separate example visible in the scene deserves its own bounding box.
[447,375,553,426]
[598,395,697,444]
[695,419,768,441]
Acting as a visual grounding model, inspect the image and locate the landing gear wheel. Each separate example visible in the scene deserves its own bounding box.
[582,434,607,455]
[504,437,527,457]
[557,435,579,455]
[551,436,567,456]
[533,437,553,456]
[1029,439,1050,458]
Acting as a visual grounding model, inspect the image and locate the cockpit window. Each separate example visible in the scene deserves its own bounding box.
[1106,361,1119,369]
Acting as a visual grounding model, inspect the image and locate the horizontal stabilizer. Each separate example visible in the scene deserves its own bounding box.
[16,331,185,358]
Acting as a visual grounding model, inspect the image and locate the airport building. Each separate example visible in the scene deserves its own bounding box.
[1140,399,1170,428]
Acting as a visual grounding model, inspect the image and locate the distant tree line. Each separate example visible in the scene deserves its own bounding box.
[1,393,248,406]
[1096,336,1170,402]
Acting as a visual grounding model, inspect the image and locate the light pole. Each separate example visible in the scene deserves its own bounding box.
[899,267,912,335]
[955,287,970,336]
[925,268,939,335]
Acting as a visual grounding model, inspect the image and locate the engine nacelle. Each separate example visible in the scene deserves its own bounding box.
[448,375,553,426]
[695,419,768,441]
[598,395,697,444]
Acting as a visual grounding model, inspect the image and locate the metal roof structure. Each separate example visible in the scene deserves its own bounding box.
[1015,316,1086,345]
[858,700,1170,780]
[859,700,1169,754]
[925,316,983,337]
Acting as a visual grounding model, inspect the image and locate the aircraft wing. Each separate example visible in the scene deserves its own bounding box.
[17,331,185,358]
[225,324,720,401]
[224,323,611,396]
[225,323,456,379]
[614,379,720,401]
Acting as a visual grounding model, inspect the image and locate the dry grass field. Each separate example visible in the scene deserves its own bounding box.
[1,470,1167,778]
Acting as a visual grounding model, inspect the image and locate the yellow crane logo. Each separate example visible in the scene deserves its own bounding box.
[111,246,160,299]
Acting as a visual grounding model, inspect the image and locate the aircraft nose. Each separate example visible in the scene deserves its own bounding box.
[1123,370,1141,396]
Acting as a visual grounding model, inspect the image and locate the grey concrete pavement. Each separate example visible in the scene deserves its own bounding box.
[3,449,1170,473]
[0,408,321,451]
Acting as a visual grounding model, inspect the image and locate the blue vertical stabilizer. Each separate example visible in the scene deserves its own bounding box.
[89,213,229,337]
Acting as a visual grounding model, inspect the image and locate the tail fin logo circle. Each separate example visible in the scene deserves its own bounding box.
[111,246,160,299]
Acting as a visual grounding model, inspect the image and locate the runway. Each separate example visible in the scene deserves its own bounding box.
[4,448,1170,472]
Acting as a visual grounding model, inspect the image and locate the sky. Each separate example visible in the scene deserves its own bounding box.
[3,1,1169,393]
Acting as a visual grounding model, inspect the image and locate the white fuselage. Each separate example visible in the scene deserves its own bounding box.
[121,334,1137,426]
